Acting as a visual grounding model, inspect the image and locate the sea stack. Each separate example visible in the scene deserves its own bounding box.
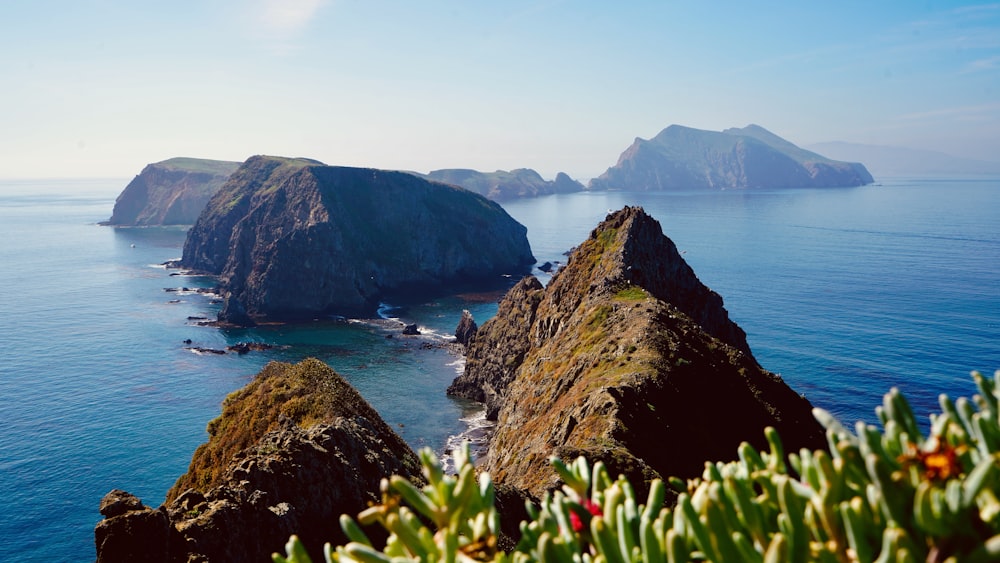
[449,206,826,498]
[181,156,535,323]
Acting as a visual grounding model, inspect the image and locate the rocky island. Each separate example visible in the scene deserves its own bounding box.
[181,155,536,323]
[589,124,873,191]
[97,206,833,561]
[419,168,584,201]
[94,358,421,562]
[449,206,826,498]
[102,157,240,226]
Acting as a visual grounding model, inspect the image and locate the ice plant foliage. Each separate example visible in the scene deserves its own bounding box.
[275,370,1000,562]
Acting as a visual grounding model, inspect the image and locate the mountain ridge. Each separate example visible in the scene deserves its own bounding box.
[805,141,1000,177]
[449,206,826,498]
[416,168,584,201]
[590,124,872,191]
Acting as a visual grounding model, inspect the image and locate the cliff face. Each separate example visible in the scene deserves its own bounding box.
[182,156,535,321]
[421,168,585,201]
[103,158,240,226]
[449,207,826,498]
[95,358,421,562]
[589,124,873,191]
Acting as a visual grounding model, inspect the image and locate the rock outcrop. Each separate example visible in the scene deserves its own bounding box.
[95,358,421,562]
[420,168,585,201]
[181,156,535,322]
[454,309,478,346]
[449,207,826,498]
[589,124,873,191]
[103,157,240,226]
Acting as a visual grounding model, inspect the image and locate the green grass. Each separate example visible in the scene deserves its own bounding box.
[157,157,241,175]
[614,286,648,301]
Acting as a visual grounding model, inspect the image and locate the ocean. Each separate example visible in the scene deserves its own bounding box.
[1,177,997,560]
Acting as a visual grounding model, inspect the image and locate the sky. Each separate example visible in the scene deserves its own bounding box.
[1,0,998,180]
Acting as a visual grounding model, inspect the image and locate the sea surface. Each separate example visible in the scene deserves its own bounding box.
[1,177,997,560]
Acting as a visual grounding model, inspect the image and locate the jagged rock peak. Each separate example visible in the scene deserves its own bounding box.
[558,206,749,353]
[454,309,478,346]
[95,358,421,562]
[450,206,826,499]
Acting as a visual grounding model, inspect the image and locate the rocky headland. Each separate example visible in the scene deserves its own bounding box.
[448,206,827,498]
[589,124,873,191]
[102,157,240,226]
[419,168,585,201]
[181,156,535,323]
[94,358,421,562]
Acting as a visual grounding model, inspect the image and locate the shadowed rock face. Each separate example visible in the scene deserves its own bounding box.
[450,207,826,498]
[182,156,535,321]
[589,124,873,191]
[95,358,421,562]
[103,158,240,226]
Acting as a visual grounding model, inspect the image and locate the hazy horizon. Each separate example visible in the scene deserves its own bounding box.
[3,1,999,180]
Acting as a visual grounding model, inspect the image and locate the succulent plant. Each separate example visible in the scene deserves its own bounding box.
[275,370,1000,562]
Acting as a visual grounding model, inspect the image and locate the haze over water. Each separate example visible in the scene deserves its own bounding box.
[1,177,998,560]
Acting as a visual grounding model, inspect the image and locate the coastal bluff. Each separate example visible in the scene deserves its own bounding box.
[102,157,240,226]
[589,124,873,191]
[94,358,421,562]
[418,168,584,201]
[449,206,826,498]
[181,156,535,322]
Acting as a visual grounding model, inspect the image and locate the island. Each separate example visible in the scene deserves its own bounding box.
[417,168,584,201]
[589,124,873,191]
[102,157,240,226]
[180,155,536,323]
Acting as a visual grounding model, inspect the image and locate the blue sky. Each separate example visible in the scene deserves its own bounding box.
[2,1,998,179]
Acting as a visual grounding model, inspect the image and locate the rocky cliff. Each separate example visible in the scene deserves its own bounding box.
[420,168,584,201]
[181,156,535,321]
[449,207,826,498]
[589,124,873,191]
[103,157,240,226]
[95,358,421,562]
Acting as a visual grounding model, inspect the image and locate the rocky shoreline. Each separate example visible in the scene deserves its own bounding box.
[96,207,827,562]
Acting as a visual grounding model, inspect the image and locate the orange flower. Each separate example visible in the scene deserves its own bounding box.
[900,437,964,482]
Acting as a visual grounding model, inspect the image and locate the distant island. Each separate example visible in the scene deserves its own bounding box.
[590,124,873,190]
[101,157,240,226]
[181,155,535,323]
[416,168,584,201]
[104,124,880,230]
[805,141,1000,178]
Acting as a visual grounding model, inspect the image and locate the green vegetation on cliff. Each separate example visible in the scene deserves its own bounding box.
[182,156,535,321]
[167,358,410,501]
[277,369,1000,563]
[104,157,240,226]
[450,207,821,499]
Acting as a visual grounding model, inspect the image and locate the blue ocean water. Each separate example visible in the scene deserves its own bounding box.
[1,177,997,560]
